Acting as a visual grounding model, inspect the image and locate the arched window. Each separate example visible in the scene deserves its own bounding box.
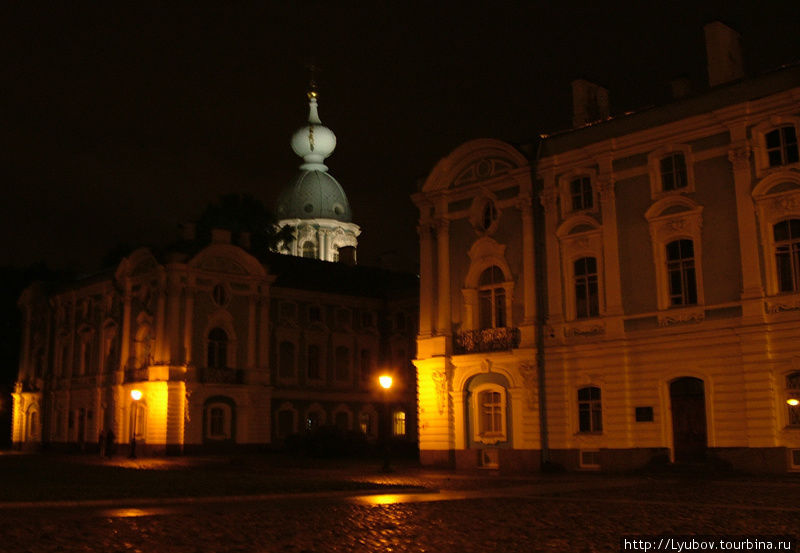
[302,241,316,259]
[307,344,321,381]
[204,398,234,440]
[334,410,350,431]
[207,328,228,369]
[478,266,506,329]
[774,219,800,293]
[279,341,295,379]
[359,349,372,384]
[787,372,800,427]
[766,126,799,167]
[578,386,602,433]
[471,383,507,444]
[276,407,296,439]
[334,346,350,381]
[574,257,599,319]
[666,239,697,306]
[359,410,376,437]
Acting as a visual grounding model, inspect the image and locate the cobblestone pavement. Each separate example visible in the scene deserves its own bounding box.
[2,470,799,553]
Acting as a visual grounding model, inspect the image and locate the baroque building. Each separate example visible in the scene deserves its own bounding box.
[11,90,417,455]
[414,22,800,472]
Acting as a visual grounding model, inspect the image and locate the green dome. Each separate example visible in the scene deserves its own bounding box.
[276,170,353,223]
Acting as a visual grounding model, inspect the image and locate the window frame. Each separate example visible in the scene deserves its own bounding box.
[471,383,508,445]
[577,386,603,434]
[462,238,514,331]
[648,144,695,200]
[557,215,605,322]
[753,117,800,177]
[645,196,705,316]
[558,168,598,218]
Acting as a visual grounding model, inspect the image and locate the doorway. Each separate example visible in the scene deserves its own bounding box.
[670,377,707,462]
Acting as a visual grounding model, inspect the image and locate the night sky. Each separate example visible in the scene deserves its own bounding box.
[4,2,799,274]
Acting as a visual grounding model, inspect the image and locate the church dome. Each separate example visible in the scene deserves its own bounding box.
[276,169,353,222]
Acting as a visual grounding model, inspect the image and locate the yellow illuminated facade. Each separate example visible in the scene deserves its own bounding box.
[414,26,800,472]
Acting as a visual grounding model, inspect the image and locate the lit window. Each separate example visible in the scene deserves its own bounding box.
[334,346,350,381]
[207,328,228,369]
[359,412,374,436]
[787,372,800,427]
[766,126,799,167]
[393,411,406,436]
[578,386,602,433]
[307,345,321,380]
[570,176,593,211]
[278,341,295,379]
[302,241,316,258]
[660,152,688,191]
[666,240,697,306]
[574,257,599,319]
[478,266,507,329]
[774,220,800,293]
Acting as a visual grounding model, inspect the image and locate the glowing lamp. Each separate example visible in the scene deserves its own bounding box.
[379,375,393,390]
[787,398,799,407]
[131,389,143,401]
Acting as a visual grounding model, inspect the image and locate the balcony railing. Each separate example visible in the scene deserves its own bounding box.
[198,367,244,384]
[454,327,521,354]
[124,367,149,383]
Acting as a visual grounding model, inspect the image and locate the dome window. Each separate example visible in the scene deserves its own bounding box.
[481,200,498,231]
[333,204,344,216]
[304,203,314,213]
[212,284,228,307]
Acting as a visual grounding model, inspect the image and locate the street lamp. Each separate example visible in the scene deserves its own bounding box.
[378,374,393,472]
[129,389,142,459]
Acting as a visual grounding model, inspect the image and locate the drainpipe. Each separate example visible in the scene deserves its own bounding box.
[532,136,551,467]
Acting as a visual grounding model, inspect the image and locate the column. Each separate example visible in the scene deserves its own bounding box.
[597,176,624,316]
[120,280,132,371]
[518,196,536,325]
[728,138,764,301]
[154,270,167,364]
[247,293,256,369]
[166,269,182,364]
[417,221,435,338]
[539,184,563,324]
[435,217,451,336]
[183,280,194,365]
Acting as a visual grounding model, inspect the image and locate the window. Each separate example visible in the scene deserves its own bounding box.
[393,411,406,436]
[212,284,227,306]
[394,312,406,332]
[635,407,654,422]
[766,126,799,168]
[209,407,225,436]
[361,311,374,328]
[478,266,507,329]
[79,333,93,375]
[278,341,295,379]
[301,241,316,258]
[578,386,602,433]
[481,200,498,231]
[335,411,349,431]
[359,349,372,384]
[308,305,322,324]
[774,220,800,293]
[580,450,601,469]
[574,257,599,319]
[307,345,321,380]
[359,411,375,436]
[660,152,688,191]
[334,346,350,381]
[472,384,507,444]
[207,328,228,368]
[570,176,593,211]
[306,411,321,432]
[276,408,295,439]
[787,372,800,427]
[666,240,698,306]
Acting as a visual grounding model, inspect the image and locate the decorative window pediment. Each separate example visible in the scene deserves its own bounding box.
[557,216,604,321]
[453,157,515,188]
[752,116,800,177]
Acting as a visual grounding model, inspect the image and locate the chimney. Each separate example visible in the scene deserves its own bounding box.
[670,76,692,99]
[211,228,232,244]
[704,21,744,87]
[571,79,610,128]
[338,246,356,266]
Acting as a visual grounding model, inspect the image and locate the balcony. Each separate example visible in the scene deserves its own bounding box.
[198,367,244,384]
[454,327,521,354]
[124,367,149,382]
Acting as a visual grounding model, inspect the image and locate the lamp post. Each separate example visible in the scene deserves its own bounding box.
[129,389,142,459]
[378,374,393,472]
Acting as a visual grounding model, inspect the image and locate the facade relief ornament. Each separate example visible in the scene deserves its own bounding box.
[766,296,800,314]
[519,362,538,409]
[539,188,558,214]
[564,324,605,337]
[774,196,800,213]
[658,309,705,327]
[596,177,616,204]
[727,143,751,171]
[431,370,448,415]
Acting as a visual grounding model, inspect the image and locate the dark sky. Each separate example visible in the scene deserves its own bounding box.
[3,2,799,274]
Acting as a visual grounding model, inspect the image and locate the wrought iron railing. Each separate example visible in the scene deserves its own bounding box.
[454,327,521,354]
[124,367,149,382]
